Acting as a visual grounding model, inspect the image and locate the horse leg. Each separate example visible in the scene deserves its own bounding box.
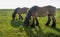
[24,17,29,26]
[30,16,35,27]
[35,18,39,26]
[20,15,23,20]
[51,16,56,28]
[24,12,31,26]
[19,14,23,20]
[45,15,51,26]
[19,14,20,20]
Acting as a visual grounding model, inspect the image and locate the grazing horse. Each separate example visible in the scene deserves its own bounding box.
[24,5,56,28]
[12,7,29,20]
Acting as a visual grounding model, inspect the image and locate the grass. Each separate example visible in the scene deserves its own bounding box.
[0,9,60,37]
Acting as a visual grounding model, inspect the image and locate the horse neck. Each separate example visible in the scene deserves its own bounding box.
[13,9,17,16]
[26,11,31,19]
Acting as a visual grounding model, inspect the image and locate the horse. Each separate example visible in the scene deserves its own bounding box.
[24,5,56,28]
[12,7,29,20]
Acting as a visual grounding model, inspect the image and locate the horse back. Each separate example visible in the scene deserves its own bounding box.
[36,6,56,17]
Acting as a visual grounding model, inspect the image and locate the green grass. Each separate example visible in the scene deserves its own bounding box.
[0,9,60,37]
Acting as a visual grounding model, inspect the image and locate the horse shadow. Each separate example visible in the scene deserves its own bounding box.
[23,25,60,37]
[46,26,60,32]
[46,32,60,37]
[11,19,23,28]
[52,27,60,32]
[22,25,45,37]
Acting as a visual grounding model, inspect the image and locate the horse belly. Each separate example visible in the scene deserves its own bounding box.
[36,11,48,17]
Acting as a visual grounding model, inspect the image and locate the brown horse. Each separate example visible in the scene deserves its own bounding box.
[12,7,29,20]
[24,5,56,28]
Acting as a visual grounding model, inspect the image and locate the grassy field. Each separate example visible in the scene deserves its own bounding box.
[0,9,60,37]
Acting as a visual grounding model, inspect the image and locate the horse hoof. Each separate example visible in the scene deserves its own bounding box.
[45,24,49,26]
[24,24,28,26]
[36,23,39,25]
[21,18,23,20]
[51,23,56,28]
[36,24,39,27]
[21,19,23,20]
[51,25,56,28]
[30,25,35,28]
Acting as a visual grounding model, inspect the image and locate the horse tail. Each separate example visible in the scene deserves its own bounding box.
[47,6,56,16]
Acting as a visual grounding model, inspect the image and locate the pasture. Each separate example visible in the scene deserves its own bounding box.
[0,9,60,37]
